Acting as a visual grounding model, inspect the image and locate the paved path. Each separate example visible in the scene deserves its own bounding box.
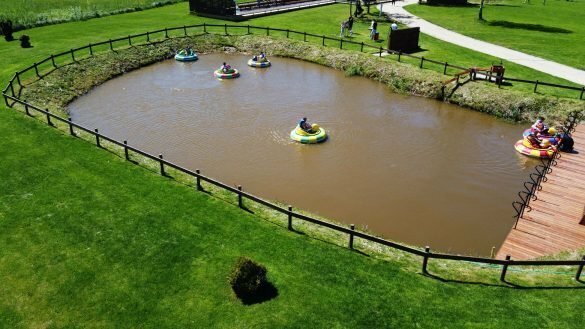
[379,0,585,86]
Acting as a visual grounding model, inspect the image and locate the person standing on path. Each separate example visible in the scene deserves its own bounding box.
[340,20,347,37]
[370,19,378,40]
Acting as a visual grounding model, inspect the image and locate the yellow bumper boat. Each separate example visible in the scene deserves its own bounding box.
[290,124,327,144]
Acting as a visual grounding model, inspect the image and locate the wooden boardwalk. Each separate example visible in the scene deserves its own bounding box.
[497,125,585,260]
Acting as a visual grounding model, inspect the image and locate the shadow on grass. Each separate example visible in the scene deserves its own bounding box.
[235,281,279,305]
[423,272,585,290]
[486,20,572,34]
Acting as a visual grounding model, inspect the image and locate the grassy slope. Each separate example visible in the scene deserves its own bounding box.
[1,3,585,327]
[0,3,581,99]
[2,98,585,328]
[407,0,585,70]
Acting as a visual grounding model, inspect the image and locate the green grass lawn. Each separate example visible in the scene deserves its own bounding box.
[407,0,585,70]
[2,3,585,327]
[0,0,186,30]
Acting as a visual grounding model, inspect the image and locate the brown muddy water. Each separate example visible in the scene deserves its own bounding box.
[68,53,537,256]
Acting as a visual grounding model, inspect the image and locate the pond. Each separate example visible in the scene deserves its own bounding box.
[68,53,536,256]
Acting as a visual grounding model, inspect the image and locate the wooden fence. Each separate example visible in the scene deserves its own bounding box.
[3,24,585,285]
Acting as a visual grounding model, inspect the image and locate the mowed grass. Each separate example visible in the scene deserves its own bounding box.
[0,0,185,29]
[2,99,585,328]
[407,0,585,70]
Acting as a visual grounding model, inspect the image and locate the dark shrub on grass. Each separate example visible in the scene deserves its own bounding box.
[19,35,31,48]
[228,257,267,299]
[0,20,14,41]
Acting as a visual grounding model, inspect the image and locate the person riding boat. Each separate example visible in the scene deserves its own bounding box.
[299,117,312,133]
[221,62,232,73]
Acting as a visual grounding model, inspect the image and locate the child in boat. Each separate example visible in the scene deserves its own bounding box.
[252,55,258,61]
[531,117,549,136]
[221,62,231,73]
[299,117,312,133]
[260,52,266,60]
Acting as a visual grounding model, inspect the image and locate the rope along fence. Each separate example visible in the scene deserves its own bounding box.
[3,24,585,285]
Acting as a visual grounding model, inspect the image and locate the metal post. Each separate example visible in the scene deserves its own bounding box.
[247,25,250,34]
[580,87,584,100]
[46,109,52,126]
[534,80,539,93]
[165,28,169,38]
[89,44,93,55]
[500,255,511,282]
[266,27,269,36]
[224,24,228,35]
[196,169,202,190]
[576,255,585,281]
[322,36,325,46]
[109,39,113,50]
[288,205,293,230]
[68,117,75,136]
[95,129,100,147]
[237,185,243,208]
[203,23,207,33]
[34,63,40,78]
[51,54,57,67]
[420,56,424,69]
[379,47,382,57]
[184,26,187,36]
[422,246,430,274]
[443,62,448,75]
[124,140,129,160]
[128,35,132,46]
[147,31,150,42]
[360,42,364,52]
[349,224,355,249]
[159,154,165,176]
[71,49,75,62]
[340,39,343,49]
[304,32,307,42]
[287,29,290,38]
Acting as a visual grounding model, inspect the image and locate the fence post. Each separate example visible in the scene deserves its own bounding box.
[51,54,57,67]
[196,169,202,190]
[237,185,243,208]
[224,24,228,35]
[247,25,250,34]
[128,35,132,46]
[123,140,129,160]
[109,39,113,51]
[443,62,448,75]
[147,31,150,42]
[304,32,307,42]
[422,246,430,274]
[34,63,40,78]
[398,51,401,62]
[340,39,343,49]
[159,154,165,176]
[322,36,325,46]
[420,56,424,69]
[45,109,53,126]
[287,29,290,38]
[500,255,511,282]
[89,43,93,56]
[533,80,539,93]
[203,23,207,33]
[576,255,585,281]
[165,28,169,38]
[379,47,382,57]
[70,49,76,62]
[360,42,364,52]
[184,25,188,36]
[580,87,584,100]
[95,129,100,147]
[68,117,75,136]
[349,224,355,249]
[288,205,293,230]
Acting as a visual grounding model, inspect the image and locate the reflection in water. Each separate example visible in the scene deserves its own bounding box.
[69,54,536,255]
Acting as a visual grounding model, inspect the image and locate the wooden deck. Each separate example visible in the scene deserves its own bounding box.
[497,124,585,260]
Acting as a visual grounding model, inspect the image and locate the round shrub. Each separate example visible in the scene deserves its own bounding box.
[228,257,267,299]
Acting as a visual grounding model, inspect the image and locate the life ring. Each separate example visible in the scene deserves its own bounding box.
[514,139,554,159]
[290,124,327,144]
[247,58,271,68]
[214,68,240,79]
[175,50,198,62]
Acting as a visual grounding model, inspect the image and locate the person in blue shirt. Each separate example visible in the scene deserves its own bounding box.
[299,117,312,132]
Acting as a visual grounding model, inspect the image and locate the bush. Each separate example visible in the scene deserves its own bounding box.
[228,257,267,299]
[0,20,14,41]
[19,35,31,48]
